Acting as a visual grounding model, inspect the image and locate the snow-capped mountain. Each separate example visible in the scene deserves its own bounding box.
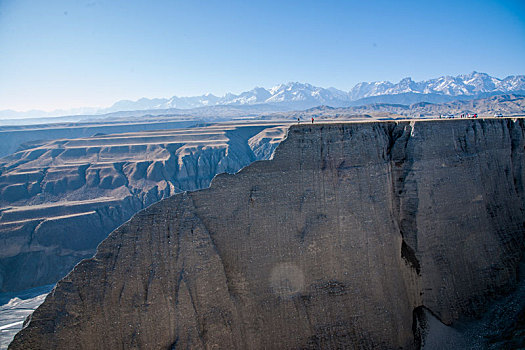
[106,93,222,112]
[265,82,348,105]
[2,73,524,119]
[220,87,272,105]
[348,72,525,100]
[108,72,523,112]
[104,82,351,112]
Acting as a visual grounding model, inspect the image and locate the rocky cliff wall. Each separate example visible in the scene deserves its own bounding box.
[10,119,525,349]
[0,123,287,292]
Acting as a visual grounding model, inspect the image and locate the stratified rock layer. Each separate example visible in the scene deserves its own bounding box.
[10,120,525,349]
[0,122,287,292]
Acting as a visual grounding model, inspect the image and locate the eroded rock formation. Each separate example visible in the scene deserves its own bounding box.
[0,119,201,158]
[10,119,525,349]
[0,123,287,292]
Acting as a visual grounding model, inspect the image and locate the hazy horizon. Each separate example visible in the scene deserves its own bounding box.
[1,0,524,112]
[0,72,524,117]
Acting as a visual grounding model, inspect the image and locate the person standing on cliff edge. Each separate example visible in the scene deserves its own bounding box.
[311,117,314,124]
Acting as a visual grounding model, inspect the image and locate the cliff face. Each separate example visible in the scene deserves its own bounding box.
[0,123,287,292]
[10,120,525,349]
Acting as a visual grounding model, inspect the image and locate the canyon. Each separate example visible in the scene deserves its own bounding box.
[0,119,203,158]
[9,119,525,349]
[0,122,288,293]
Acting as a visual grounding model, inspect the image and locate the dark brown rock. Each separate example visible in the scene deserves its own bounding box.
[10,119,525,349]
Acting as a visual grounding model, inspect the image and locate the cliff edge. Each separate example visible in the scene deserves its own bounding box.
[10,119,525,349]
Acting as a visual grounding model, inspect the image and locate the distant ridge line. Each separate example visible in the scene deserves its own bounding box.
[1,72,524,119]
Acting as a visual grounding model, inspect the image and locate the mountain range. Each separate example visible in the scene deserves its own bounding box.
[106,72,525,112]
[2,72,524,119]
[267,94,525,120]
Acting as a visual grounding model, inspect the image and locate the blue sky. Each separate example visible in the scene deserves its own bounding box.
[0,0,524,111]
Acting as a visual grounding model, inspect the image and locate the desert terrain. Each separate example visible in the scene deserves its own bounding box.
[6,118,525,349]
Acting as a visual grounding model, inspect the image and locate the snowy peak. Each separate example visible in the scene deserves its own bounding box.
[106,73,525,113]
[348,81,394,100]
[222,87,272,105]
[350,72,525,100]
[4,72,524,120]
[265,82,344,104]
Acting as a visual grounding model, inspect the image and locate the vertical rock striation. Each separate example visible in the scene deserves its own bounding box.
[10,119,525,349]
